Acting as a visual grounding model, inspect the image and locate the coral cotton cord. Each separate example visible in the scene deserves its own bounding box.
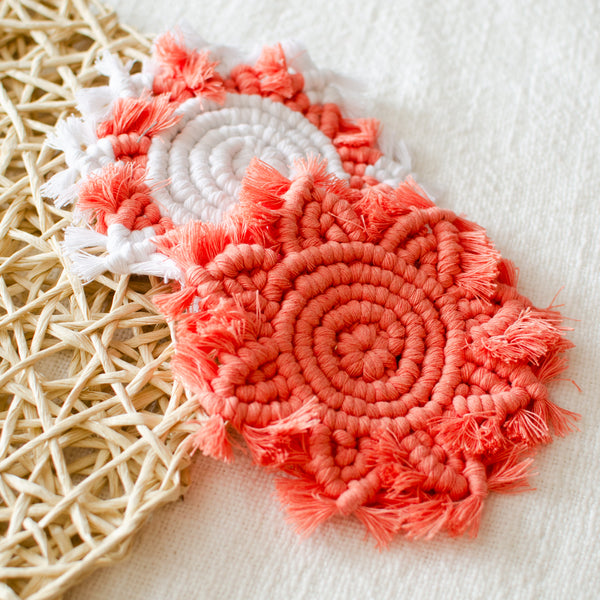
[154,158,578,545]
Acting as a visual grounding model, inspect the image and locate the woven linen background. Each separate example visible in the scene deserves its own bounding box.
[67,1,600,598]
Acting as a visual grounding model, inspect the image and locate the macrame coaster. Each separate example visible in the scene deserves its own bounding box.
[41,20,579,550]
[0,4,195,600]
[154,159,578,546]
[42,28,410,280]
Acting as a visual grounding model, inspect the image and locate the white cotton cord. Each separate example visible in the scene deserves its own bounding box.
[146,22,246,79]
[40,170,81,208]
[46,26,423,286]
[64,223,179,282]
[65,251,110,282]
[376,125,411,165]
[61,226,109,282]
[172,96,221,119]
[140,57,159,92]
[76,87,114,125]
[146,93,348,225]
[41,115,114,206]
[43,54,152,206]
[364,156,410,188]
[105,224,160,259]
[77,52,152,124]
[363,136,412,188]
[66,248,180,282]
[129,254,182,280]
[95,51,136,92]
[63,226,108,252]
[280,39,315,73]
[306,71,367,119]
[45,115,96,154]
[149,25,368,118]
[393,139,412,174]
[176,22,209,51]
[41,136,115,207]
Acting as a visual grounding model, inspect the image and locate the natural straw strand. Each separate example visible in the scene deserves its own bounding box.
[0,2,195,599]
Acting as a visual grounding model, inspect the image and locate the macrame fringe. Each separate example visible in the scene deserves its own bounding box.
[535,344,571,384]
[486,448,535,493]
[154,220,235,272]
[354,176,434,238]
[234,157,292,236]
[497,257,519,287]
[433,394,578,456]
[292,155,351,196]
[65,251,111,282]
[242,399,320,467]
[174,22,245,75]
[482,306,566,365]
[354,505,403,548]
[433,411,506,455]
[62,225,108,252]
[353,493,485,546]
[399,496,455,540]
[253,43,299,98]
[168,299,246,395]
[275,427,494,545]
[387,468,428,497]
[190,414,234,462]
[45,114,97,154]
[80,51,152,122]
[96,93,179,138]
[279,38,366,118]
[154,285,198,320]
[334,117,380,148]
[76,161,150,234]
[152,30,226,104]
[76,52,138,123]
[376,128,412,170]
[43,24,578,545]
[41,169,80,208]
[505,409,552,446]
[276,476,339,537]
[41,116,103,207]
[448,494,484,537]
[456,229,501,300]
[534,397,580,437]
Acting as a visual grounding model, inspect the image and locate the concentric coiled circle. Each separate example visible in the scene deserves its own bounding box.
[155,155,576,543]
[272,246,455,422]
[147,94,348,224]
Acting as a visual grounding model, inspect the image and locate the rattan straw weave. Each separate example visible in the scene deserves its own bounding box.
[0,2,196,598]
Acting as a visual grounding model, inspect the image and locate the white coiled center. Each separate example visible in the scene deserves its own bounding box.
[147,93,348,224]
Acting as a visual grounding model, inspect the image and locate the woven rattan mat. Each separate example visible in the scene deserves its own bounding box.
[0,2,197,598]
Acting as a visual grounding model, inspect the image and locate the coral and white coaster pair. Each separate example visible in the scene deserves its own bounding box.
[45,28,578,545]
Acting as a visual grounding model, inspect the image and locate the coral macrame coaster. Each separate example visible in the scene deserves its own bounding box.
[44,27,578,546]
[154,159,578,545]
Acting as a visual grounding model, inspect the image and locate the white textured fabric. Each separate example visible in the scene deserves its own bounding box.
[67,1,600,599]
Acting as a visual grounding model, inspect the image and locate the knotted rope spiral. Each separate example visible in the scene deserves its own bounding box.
[147,94,348,224]
[154,158,577,545]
